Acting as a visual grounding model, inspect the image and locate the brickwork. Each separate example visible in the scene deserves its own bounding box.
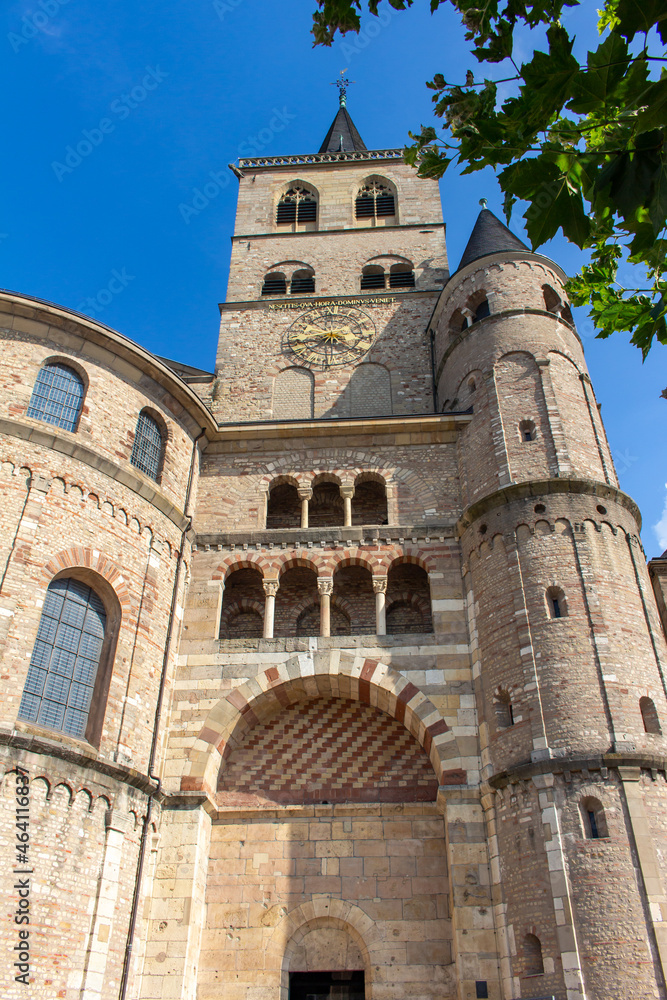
[217,696,438,804]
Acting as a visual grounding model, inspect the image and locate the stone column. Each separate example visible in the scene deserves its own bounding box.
[298,487,312,529]
[263,580,279,638]
[318,577,333,637]
[340,485,354,527]
[373,576,388,635]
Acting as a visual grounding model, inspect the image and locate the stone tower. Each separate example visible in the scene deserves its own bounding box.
[0,94,666,1000]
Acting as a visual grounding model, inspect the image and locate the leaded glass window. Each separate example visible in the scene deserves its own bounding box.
[130,410,164,480]
[18,578,106,739]
[26,362,84,432]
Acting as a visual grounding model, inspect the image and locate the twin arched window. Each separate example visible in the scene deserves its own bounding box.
[27,361,85,432]
[360,262,415,291]
[18,577,107,740]
[262,268,315,296]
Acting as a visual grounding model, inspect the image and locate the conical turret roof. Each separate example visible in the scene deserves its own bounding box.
[319,106,367,153]
[458,208,529,271]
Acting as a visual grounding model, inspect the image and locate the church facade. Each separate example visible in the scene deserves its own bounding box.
[2,97,667,1000]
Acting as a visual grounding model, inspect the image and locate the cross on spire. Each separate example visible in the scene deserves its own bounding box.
[331,69,354,108]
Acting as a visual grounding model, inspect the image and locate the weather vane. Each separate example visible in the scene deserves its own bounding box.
[331,69,355,108]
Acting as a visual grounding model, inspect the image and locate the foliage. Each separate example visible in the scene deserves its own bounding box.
[312,0,667,356]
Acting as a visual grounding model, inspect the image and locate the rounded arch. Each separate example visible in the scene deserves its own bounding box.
[271,900,379,999]
[276,181,318,230]
[311,471,343,488]
[277,556,320,578]
[354,174,398,224]
[184,652,464,795]
[331,552,378,576]
[212,556,268,582]
[385,552,432,576]
[43,548,130,614]
[40,354,91,394]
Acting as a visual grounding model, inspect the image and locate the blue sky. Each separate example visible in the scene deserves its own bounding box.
[1,0,665,554]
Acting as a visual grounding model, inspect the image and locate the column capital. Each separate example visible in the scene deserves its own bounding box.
[263,580,279,597]
[297,486,313,500]
[372,576,388,594]
[339,485,355,499]
[317,577,334,595]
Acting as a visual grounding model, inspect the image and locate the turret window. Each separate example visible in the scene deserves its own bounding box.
[520,419,537,442]
[581,797,608,839]
[640,696,662,734]
[473,299,490,321]
[546,586,567,619]
[494,689,514,728]
[355,180,396,221]
[27,361,85,433]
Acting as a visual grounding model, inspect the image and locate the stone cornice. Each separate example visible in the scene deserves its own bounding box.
[485,750,667,789]
[0,416,190,531]
[219,288,441,313]
[457,478,642,534]
[230,222,446,243]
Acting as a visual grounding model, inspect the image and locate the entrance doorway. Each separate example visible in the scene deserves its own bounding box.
[289,971,365,1000]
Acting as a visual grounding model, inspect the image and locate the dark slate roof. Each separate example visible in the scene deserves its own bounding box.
[155,355,215,382]
[457,208,529,271]
[319,107,367,153]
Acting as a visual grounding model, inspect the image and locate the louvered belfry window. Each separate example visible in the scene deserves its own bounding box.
[131,410,164,480]
[355,182,395,220]
[276,186,317,225]
[26,362,85,432]
[18,578,107,739]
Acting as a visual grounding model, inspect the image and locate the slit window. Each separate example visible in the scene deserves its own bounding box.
[27,362,85,432]
[520,419,537,442]
[546,586,567,619]
[130,410,164,481]
[581,796,608,838]
[18,577,106,739]
[524,934,544,976]
[494,689,514,728]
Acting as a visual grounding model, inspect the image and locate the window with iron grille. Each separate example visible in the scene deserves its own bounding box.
[131,410,164,480]
[18,577,106,740]
[26,362,85,432]
[355,181,396,220]
[262,272,287,296]
[276,186,317,225]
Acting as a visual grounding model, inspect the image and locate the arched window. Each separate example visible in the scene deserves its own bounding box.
[473,298,490,321]
[494,689,514,728]
[310,481,344,527]
[520,419,537,442]
[581,796,608,839]
[290,269,315,294]
[18,577,107,739]
[386,563,433,634]
[261,271,287,296]
[355,180,396,221]
[543,283,574,324]
[352,477,388,525]
[27,362,85,432]
[219,568,265,639]
[333,565,374,633]
[389,262,415,289]
[546,586,567,619]
[266,481,301,528]
[277,186,317,227]
[524,934,544,976]
[640,696,662,734]
[360,265,385,290]
[130,410,164,481]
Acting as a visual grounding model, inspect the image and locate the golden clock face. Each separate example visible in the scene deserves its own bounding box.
[285,304,376,368]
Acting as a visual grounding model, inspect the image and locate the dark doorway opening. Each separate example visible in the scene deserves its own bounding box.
[289,971,365,1000]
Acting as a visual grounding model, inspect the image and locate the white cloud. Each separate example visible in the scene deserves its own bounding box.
[654,486,667,553]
